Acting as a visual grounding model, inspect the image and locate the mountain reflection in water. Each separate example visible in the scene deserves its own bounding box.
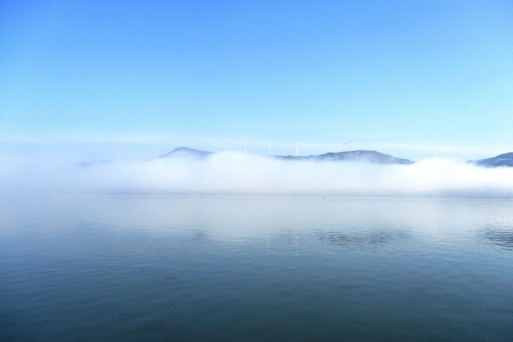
[484,227,513,249]
[318,230,409,249]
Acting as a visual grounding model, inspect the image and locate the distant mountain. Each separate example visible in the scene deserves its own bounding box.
[159,147,213,159]
[278,150,414,165]
[472,152,513,168]
[158,147,413,165]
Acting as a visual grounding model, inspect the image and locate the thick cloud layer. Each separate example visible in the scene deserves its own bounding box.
[2,151,513,197]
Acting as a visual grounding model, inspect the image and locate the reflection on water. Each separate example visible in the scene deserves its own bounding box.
[1,195,513,341]
[318,229,409,249]
[484,226,513,249]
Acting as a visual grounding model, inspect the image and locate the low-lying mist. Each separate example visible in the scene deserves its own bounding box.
[2,151,513,197]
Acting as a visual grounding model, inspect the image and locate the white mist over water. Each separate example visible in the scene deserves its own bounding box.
[2,151,513,197]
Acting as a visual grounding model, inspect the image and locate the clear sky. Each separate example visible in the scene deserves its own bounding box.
[1,0,513,160]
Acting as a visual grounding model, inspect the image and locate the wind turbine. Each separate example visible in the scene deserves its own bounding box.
[344,139,353,151]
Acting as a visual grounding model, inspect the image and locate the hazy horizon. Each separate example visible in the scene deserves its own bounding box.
[2,150,513,198]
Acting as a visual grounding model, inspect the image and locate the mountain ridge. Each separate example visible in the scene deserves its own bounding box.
[161,147,414,165]
[158,147,213,158]
[78,147,513,168]
[471,152,513,168]
[278,150,414,165]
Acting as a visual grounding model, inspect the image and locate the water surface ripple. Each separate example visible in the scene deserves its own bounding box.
[1,195,513,341]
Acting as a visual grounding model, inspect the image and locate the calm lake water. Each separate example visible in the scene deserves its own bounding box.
[1,195,513,341]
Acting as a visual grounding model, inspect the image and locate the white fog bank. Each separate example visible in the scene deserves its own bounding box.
[2,151,513,197]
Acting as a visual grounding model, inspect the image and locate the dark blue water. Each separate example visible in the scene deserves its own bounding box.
[1,195,513,341]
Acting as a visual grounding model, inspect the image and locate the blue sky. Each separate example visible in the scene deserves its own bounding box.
[1,0,513,160]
